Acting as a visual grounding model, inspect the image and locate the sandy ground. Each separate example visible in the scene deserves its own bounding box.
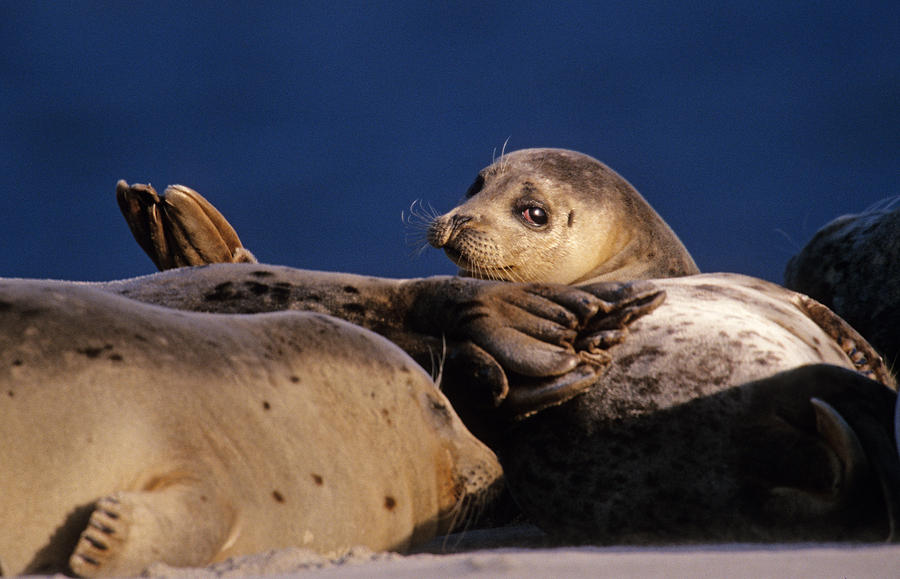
[127,526,900,579]
[140,543,900,579]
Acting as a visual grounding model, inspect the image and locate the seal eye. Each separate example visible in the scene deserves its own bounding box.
[521,206,548,226]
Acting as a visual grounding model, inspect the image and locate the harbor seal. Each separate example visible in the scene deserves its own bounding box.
[0,278,502,576]
[426,148,699,283]
[784,197,900,367]
[419,152,900,541]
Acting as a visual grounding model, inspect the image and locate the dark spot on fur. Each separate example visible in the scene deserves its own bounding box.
[311,473,324,486]
[343,285,360,294]
[205,281,240,302]
[77,345,113,359]
[567,211,575,227]
[616,346,666,370]
[384,496,397,510]
[342,303,366,315]
[0,300,12,312]
[381,408,392,425]
[12,359,22,366]
[251,270,275,278]
[272,490,285,503]
[245,281,270,296]
[7,390,13,398]
[108,354,123,362]
[290,375,300,383]
[262,401,271,410]
[270,285,291,302]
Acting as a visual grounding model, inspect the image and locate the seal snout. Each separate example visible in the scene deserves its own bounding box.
[427,213,472,248]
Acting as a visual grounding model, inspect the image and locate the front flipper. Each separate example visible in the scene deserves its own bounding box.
[117,180,257,271]
[69,483,237,577]
[424,279,665,419]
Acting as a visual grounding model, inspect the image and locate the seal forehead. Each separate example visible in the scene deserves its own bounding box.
[496,148,603,175]
[487,148,621,199]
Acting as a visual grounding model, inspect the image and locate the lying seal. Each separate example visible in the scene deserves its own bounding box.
[784,197,900,367]
[421,151,900,540]
[0,279,502,576]
[427,148,699,283]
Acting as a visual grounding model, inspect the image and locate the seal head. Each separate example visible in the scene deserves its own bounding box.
[428,148,698,284]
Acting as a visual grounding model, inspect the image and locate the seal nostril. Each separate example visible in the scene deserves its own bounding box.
[452,215,473,227]
[428,214,473,248]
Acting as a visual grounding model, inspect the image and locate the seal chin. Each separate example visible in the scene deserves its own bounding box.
[443,246,464,266]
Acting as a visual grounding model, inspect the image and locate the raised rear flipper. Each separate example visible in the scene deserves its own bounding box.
[117,180,256,270]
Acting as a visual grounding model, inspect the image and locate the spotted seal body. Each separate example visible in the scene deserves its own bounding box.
[498,273,898,543]
[0,279,502,576]
[427,148,699,283]
[785,198,900,366]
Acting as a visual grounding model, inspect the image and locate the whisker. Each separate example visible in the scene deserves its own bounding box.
[402,200,442,258]
[863,195,900,214]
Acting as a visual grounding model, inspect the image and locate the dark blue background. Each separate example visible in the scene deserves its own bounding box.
[2,2,897,283]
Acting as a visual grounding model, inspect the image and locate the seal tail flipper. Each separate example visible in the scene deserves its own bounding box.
[68,484,237,577]
[116,180,257,271]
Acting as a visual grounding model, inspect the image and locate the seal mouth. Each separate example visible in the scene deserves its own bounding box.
[444,246,518,280]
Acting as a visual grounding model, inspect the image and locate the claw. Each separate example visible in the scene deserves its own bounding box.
[440,341,510,408]
[580,285,666,334]
[575,329,628,353]
[504,364,601,418]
